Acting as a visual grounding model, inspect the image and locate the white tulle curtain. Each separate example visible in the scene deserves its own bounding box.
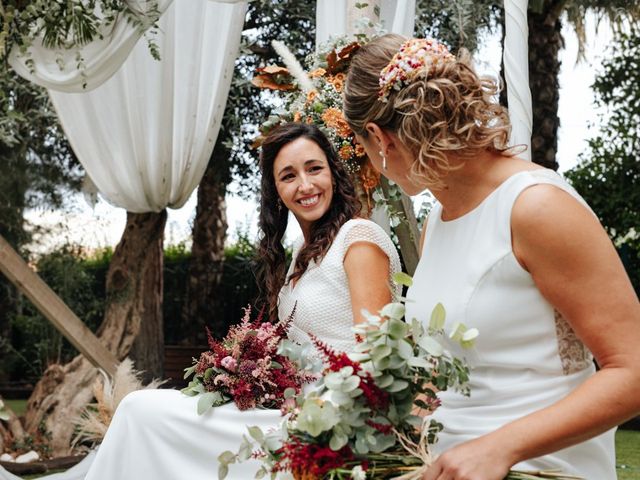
[10,0,247,212]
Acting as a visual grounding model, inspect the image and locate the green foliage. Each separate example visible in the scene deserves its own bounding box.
[0,244,105,381]
[414,0,502,53]
[565,30,640,293]
[215,0,317,196]
[1,236,271,382]
[0,1,162,67]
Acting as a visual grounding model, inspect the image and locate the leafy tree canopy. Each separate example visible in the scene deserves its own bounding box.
[565,29,639,291]
[0,67,81,249]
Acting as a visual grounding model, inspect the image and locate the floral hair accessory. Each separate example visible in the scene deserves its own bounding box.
[378,38,456,102]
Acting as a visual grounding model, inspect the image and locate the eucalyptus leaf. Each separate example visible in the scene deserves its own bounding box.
[218,464,229,480]
[371,344,392,361]
[248,426,265,443]
[388,379,409,392]
[392,271,413,287]
[218,450,237,465]
[183,364,197,379]
[461,327,480,348]
[329,432,348,450]
[408,356,431,369]
[419,336,444,357]
[429,303,446,331]
[396,339,414,360]
[380,302,405,320]
[375,373,394,388]
[341,375,361,393]
[388,318,409,340]
[197,392,218,415]
[448,322,466,342]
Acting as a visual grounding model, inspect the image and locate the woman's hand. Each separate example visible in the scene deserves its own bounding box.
[422,435,514,480]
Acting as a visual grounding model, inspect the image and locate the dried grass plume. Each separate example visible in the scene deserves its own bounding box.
[73,358,166,447]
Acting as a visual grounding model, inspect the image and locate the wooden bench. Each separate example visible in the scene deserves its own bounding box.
[163,345,207,389]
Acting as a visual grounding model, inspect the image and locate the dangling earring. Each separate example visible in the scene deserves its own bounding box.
[277,199,283,212]
[379,151,387,171]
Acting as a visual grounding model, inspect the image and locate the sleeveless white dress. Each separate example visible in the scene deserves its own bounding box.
[65,218,399,480]
[405,170,616,479]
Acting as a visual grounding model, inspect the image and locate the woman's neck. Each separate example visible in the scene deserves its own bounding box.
[429,151,535,221]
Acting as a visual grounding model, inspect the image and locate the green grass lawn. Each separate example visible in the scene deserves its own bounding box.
[617,429,640,479]
[3,398,640,479]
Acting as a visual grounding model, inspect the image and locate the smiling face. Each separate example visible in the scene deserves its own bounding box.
[273,137,334,238]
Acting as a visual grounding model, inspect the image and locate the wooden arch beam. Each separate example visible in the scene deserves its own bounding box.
[0,235,117,377]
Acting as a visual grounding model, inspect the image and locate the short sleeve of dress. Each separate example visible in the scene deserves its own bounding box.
[341,219,403,298]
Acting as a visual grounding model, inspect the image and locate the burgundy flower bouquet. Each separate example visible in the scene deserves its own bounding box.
[182,306,316,414]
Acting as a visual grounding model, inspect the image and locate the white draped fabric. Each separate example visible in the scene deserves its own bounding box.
[8,1,174,93]
[503,0,533,161]
[316,0,416,45]
[44,0,247,212]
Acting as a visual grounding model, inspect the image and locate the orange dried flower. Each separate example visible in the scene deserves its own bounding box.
[309,68,326,78]
[321,108,351,137]
[355,143,366,157]
[339,144,354,160]
[330,76,344,92]
[306,90,317,103]
[293,111,302,122]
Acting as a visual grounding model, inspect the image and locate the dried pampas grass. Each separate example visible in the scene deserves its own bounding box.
[73,358,166,446]
[271,40,314,93]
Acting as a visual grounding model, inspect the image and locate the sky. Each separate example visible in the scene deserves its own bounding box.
[24,15,613,255]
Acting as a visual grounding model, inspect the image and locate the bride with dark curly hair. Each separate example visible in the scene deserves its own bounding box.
[76,122,401,480]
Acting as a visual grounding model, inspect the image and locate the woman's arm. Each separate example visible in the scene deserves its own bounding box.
[424,184,640,480]
[344,242,393,324]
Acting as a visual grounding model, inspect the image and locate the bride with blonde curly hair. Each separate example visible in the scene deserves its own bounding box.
[343,33,640,480]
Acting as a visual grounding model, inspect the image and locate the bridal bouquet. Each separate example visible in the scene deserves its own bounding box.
[219,276,582,480]
[182,306,317,414]
[219,279,473,479]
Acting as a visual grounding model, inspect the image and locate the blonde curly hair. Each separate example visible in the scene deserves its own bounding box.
[344,34,514,187]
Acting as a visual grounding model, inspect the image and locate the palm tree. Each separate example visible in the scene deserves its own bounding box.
[527,0,640,170]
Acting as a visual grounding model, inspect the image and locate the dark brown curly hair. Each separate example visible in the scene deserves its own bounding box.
[256,123,361,321]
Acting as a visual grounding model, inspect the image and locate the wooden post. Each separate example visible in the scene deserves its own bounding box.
[0,235,117,377]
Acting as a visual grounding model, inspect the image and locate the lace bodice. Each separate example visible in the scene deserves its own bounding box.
[278,219,401,353]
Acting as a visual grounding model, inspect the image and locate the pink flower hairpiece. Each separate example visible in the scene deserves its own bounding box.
[378,38,456,103]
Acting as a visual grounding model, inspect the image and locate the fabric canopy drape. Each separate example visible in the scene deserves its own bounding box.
[316,0,415,45]
[37,0,247,212]
[8,1,174,93]
[503,0,532,160]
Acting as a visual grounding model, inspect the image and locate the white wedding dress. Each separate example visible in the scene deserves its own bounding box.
[405,170,617,479]
[10,218,397,480]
